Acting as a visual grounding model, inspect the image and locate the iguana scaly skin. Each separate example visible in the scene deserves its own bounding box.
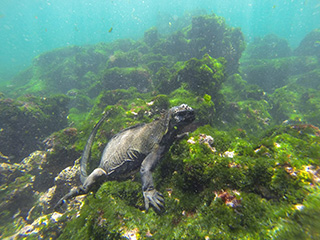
[55,104,195,211]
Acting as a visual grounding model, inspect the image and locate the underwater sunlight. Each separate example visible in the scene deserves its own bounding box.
[0,0,320,239]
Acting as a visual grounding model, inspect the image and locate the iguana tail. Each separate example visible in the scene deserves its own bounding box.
[80,109,110,184]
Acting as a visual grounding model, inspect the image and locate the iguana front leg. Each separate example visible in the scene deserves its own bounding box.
[140,146,165,211]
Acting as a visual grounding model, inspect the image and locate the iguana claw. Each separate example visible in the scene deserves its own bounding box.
[143,189,165,211]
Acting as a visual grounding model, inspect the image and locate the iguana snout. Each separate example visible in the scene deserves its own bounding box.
[171,104,195,127]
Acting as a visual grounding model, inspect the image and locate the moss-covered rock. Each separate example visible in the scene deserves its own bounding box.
[100,67,152,93]
[294,28,320,58]
[14,123,317,240]
[152,14,245,74]
[156,54,226,97]
[222,73,265,102]
[106,50,142,68]
[0,95,69,162]
[2,12,320,240]
[144,27,159,47]
[4,13,245,99]
[153,31,190,61]
[296,68,320,90]
[241,56,319,93]
[1,86,320,239]
[246,34,292,59]
[186,14,245,74]
[11,45,111,96]
[0,151,59,237]
[268,83,320,126]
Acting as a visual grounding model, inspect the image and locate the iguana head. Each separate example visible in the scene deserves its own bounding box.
[168,104,195,130]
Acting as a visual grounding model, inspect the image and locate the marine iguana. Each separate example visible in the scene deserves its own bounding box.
[55,104,195,211]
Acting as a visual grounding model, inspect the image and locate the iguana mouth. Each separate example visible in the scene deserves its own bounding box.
[173,104,195,124]
[181,109,195,123]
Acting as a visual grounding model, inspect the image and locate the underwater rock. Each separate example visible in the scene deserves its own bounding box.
[188,134,216,153]
[40,127,81,189]
[156,54,226,97]
[269,84,320,126]
[0,151,47,221]
[154,31,190,61]
[141,53,174,73]
[50,159,83,211]
[294,28,320,58]
[100,67,152,93]
[5,13,246,98]
[0,146,81,238]
[106,50,142,68]
[144,27,159,47]
[246,34,291,59]
[186,14,245,74]
[0,126,80,230]
[0,95,69,162]
[241,58,290,93]
[0,148,79,219]
[296,68,320,90]
[241,56,319,93]
[152,14,245,74]
[10,45,111,95]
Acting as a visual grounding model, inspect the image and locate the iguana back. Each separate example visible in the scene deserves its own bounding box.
[99,120,167,179]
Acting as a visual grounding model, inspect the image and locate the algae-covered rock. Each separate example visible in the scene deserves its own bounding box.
[4,13,245,99]
[21,124,318,240]
[269,83,320,126]
[0,95,69,162]
[0,151,50,237]
[221,73,265,102]
[106,50,142,68]
[241,56,319,93]
[150,13,245,74]
[156,54,226,96]
[0,127,81,238]
[141,53,175,73]
[153,31,190,61]
[246,34,292,59]
[296,68,320,90]
[144,27,159,47]
[11,45,111,96]
[294,28,320,58]
[1,86,320,239]
[186,14,245,73]
[100,67,152,93]
[2,11,320,240]
[241,58,289,93]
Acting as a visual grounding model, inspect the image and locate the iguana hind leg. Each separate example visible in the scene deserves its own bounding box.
[54,168,107,209]
[54,186,86,209]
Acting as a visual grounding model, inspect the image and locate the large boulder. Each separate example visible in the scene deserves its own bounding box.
[155,54,226,97]
[100,67,152,93]
[0,95,69,162]
[294,29,320,58]
[246,34,291,59]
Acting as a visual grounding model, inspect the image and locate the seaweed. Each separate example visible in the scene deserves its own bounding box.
[1,14,320,240]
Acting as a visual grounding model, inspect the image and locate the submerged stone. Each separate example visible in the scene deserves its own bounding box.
[294,28,320,58]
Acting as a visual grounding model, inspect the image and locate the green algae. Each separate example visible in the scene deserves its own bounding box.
[156,54,226,97]
[44,119,319,239]
[0,95,69,162]
[1,14,320,240]
[3,13,245,99]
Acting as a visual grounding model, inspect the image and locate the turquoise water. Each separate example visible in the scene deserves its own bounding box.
[1,1,320,238]
[0,0,319,82]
